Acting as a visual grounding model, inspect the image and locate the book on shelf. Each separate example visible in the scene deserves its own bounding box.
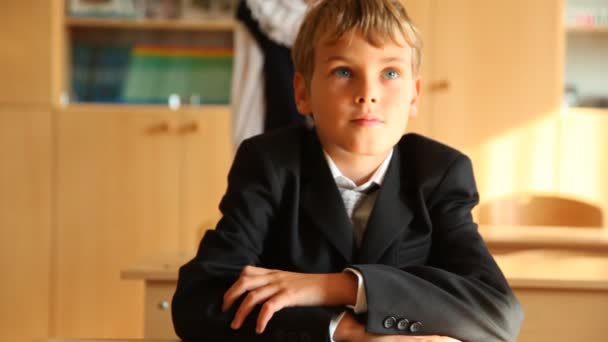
[181,0,238,20]
[68,0,140,18]
[71,43,233,105]
[123,45,233,104]
[67,0,238,20]
[71,42,131,102]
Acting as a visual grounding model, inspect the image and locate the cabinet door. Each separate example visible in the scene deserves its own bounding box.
[427,0,562,195]
[55,107,181,337]
[0,1,51,104]
[180,106,232,252]
[559,111,608,220]
[401,0,434,136]
[0,107,52,342]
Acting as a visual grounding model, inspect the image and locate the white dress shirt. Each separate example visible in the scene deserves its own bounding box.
[323,149,394,341]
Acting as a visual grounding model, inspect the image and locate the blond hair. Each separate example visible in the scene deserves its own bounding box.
[292,0,422,87]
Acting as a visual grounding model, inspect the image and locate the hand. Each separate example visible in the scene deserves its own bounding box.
[222,265,357,334]
[334,312,462,342]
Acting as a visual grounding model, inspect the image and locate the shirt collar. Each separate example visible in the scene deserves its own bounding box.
[323,149,394,191]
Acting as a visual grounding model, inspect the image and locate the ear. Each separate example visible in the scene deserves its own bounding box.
[408,77,422,118]
[293,72,312,116]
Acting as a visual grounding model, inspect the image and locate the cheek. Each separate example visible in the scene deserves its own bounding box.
[386,80,409,95]
[314,84,349,107]
[322,86,343,102]
[386,84,413,108]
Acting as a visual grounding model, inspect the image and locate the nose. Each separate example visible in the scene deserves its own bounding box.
[354,76,379,105]
[355,96,377,104]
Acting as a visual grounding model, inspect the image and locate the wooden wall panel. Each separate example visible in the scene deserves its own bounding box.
[0,107,52,342]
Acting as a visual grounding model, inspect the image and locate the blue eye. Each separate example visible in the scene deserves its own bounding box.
[333,67,352,78]
[383,69,400,79]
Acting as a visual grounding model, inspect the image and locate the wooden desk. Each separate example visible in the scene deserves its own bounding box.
[122,228,608,342]
[121,252,191,339]
[479,224,608,254]
[493,250,608,341]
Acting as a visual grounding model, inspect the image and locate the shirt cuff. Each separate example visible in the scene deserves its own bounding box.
[329,311,346,342]
[343,267,368,313]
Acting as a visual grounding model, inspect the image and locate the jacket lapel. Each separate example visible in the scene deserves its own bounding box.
[300,131,355,263]
[358,148,414,264]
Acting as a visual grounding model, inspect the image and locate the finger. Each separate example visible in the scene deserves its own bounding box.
[240,265,274,276]
[223,265,276,311]
[256,291,290,334]
[231,285,278,329]
[222,274,270,312]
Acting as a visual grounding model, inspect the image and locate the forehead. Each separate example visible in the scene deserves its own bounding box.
[315,30,412,61]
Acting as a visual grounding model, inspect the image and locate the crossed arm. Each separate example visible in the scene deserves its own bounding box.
[223,265,461,342]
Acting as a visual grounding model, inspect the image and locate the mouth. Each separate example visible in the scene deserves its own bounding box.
[350,116,384,126]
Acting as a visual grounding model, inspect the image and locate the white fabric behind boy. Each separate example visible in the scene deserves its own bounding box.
[231,0,308,149]
[231,24,265,148]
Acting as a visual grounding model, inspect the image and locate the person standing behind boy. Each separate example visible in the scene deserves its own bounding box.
[231,0,310,148]
[172,1,524,341]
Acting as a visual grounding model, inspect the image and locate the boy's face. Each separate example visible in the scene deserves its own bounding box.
[294,30,421,160]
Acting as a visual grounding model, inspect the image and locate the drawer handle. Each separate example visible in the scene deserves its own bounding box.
[428,79,450,92]
[146,121,171,134]
[158,300,170,311]
[178,121,199,134]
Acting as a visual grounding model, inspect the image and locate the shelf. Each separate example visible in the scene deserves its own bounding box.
[563,107,608,116]
[566,26,608,34]
[66,17,236,31]
[56,103,231,114]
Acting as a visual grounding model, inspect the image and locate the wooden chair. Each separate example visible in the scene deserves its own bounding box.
[478,194,604,227]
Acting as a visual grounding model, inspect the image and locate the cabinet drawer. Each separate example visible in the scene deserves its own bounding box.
[145,281,178,339]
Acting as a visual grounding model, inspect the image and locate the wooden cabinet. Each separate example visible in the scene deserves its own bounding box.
[0,1,234,340]
[55,106,181,337]
[0,107,52,342]
[398,0,433,136]
[179,108,232,252]
[426,0,562,147]
[405,0,563,141]
[50,0,235,337]
[408,0,564,204]
[0,1,52,104]
[143,282,177,339]
[54,105,231,337]
[559,109,608,217]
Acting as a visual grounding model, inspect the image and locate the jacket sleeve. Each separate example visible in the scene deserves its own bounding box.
[351,155,524,342]
[171,139,336,342]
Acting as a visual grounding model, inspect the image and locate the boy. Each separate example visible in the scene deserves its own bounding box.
[172,1,523,341]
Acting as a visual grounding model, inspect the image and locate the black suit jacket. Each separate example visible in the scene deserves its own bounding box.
[172,125,523,342]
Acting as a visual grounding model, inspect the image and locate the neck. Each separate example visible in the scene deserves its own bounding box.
[329,149,390,186]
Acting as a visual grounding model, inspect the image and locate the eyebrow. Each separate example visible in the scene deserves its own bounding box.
[380,56,408,63]
[323,56,351,64]
[323,55,408,64]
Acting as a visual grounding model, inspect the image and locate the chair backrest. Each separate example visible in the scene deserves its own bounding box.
[478,194,604,227]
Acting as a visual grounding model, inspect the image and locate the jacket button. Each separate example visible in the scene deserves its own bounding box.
[409,321,423,333]
[383,316,397,329]
[396,318,410,331]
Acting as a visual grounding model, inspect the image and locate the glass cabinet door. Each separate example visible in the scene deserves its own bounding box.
[62,0,236,106]
[564,0,608,110]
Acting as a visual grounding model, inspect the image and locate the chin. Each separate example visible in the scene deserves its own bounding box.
[347,143,391,157]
